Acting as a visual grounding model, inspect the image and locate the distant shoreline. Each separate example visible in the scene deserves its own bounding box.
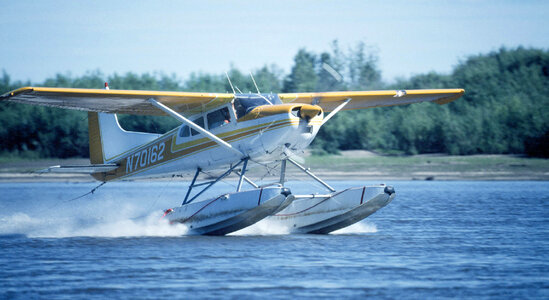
[1,151,548,182]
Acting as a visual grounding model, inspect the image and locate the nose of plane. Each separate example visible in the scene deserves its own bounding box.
[295,104,323,121]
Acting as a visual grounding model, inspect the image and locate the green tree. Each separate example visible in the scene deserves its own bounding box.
[2,46,548,158]
[283,49,318,92]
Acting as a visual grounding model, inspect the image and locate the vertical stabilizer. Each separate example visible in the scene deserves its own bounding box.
[87,112,162,164]
[88,112,104,164]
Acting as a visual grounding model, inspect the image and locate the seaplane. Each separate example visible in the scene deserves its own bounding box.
[1,78,464,235]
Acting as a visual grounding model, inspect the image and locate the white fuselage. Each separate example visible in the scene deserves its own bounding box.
[101,102,323,181]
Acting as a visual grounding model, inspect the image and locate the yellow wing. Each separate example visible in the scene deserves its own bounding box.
[278,89,464,112]
[1,87,464,115]
[0,87,235,116]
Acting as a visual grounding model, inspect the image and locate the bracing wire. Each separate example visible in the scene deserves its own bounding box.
[48,181,107,210]
[65,181,106,202]
[201,169,238,190]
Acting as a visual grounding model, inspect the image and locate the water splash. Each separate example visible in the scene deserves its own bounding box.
[331,221,377,234]
[230,219,291,236]
[230,219,377,236]
[0,211,188,238]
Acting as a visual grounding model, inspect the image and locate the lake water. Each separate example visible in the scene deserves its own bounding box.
[1,180,548,299]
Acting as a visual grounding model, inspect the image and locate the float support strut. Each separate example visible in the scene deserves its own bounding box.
[287,157,336,193]
[236,159,248,192]
[279,159,287,185]
[183,160,245,205]
[233,169,259,189]
[183,168,201,205]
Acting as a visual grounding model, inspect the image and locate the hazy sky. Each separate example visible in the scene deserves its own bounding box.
[1,0,548,85]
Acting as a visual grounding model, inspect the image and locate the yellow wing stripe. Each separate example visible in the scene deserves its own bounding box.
[2,87,463,115]
[279,89,464,101]
[1,86,235,116]
[278,89,465,111]
[4,86,233,100]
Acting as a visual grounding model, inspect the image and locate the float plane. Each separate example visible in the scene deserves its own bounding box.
[1,82,463,235]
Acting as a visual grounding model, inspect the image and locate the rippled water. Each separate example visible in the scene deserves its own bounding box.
[1,181,548,298]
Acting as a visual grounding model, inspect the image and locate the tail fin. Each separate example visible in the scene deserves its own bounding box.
[88,112,105,164]
[88,112,161,164]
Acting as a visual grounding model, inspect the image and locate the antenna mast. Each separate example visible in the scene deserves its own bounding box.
[250,72,261,94]
[225,72,236,94]
[248,72,272,105]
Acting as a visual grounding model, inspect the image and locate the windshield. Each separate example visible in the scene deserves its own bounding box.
[233,94,282,119]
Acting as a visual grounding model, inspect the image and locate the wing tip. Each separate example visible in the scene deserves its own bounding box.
[1,86,35,100]
[433,89,465,105]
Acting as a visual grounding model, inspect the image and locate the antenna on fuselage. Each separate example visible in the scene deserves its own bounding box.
[225,72,237,94]
[250,72,261,94]
[249,72,274,105]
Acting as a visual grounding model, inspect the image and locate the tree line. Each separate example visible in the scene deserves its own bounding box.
[1,43,548,158]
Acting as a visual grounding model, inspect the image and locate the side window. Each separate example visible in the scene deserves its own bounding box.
[207,107,231,130]
[190,117,205,136]
[233,100,247,119]
[179,125,190,137]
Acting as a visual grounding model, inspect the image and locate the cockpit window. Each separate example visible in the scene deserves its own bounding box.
[179,125,190,137]
[207,107,231,130]
[179,116,205,137]
[233,94,282,119]
[190,117,205,136]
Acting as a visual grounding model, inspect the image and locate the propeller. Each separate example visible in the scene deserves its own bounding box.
[321,62,343,83]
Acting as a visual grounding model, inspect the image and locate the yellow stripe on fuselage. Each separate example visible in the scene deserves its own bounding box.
[112,120,298,180]
[170,118,294,152]
[105,116,301,180]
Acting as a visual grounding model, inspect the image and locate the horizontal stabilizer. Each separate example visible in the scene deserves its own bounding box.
[38,164,118,174]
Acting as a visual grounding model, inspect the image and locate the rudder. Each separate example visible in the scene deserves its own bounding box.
[88,112,104,164]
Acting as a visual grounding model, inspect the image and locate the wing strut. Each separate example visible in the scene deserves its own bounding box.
[321,98,351,125]
[147,98,245,158]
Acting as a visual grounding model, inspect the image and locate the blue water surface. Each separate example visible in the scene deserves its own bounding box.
[0,181,548,299]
